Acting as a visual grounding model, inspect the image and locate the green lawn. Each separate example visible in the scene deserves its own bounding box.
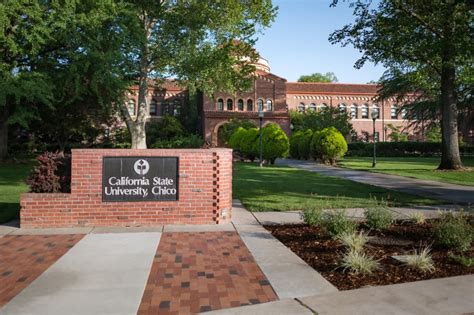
[233,162,440,212]
[339,157,474,186]
[0,161,33,223]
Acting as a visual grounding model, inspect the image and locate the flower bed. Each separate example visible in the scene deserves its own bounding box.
[265,220,473,290]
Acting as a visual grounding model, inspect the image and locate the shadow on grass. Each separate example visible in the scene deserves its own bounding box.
[0,202,20,224]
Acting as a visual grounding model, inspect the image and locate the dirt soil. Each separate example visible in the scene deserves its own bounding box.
[265,221,474,290]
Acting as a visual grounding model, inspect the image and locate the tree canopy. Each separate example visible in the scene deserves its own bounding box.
[297,72,339,83]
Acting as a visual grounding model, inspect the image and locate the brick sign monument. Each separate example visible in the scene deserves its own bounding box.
[20,149,232,228]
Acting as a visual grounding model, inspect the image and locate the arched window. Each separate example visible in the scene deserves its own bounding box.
[319,103,328,111]
[266,99,273,111]
[339,103,347,113]
[149,101,158,115]
[297,102,305,113]
[350,104,358,119]
[257,98,264,112]
[127,99,136,116]
[227,99,233,111]
[361,104,369,119]
[372,104,380,119]
[402,107,409,119]
[391,105,398,119]
[308,103,317,112]
[217,98,224,111]
[247,99,253,111]
[237,99,244,111]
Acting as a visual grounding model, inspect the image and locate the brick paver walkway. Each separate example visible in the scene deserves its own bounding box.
[138,232,277,314]
[0,234,84,307]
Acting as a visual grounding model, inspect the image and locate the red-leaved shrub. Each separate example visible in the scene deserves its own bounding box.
[27,152,71,193]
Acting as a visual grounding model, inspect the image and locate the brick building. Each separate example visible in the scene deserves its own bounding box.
[125,56,447,146]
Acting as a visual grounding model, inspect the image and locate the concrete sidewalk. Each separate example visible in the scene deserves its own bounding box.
[277,159,474,205]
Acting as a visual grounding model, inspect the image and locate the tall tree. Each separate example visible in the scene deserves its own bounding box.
[118,0,276,148]
[297,72,339,83]
[329,0,472,169]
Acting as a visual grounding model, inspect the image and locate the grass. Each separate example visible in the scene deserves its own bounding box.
[233,162,440,212]
[339,157,474,186]
[0,160,34,223]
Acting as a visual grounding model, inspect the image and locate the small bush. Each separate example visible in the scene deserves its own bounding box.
[449,254,474,267]
[27,151,71,193]
[322,209,357,238]
[336,230,369,253]
[405,247,436,273]
[289,131,304,159]
[228,127,248,150]
[310,127,348,165]
[302,207,324,227]
[364,203,394,230]
[239,128,260,161]
[261,123,289,164]
[217,119,256,147]
[341,250,380,275]
[408,211,426,224]
[152,134,204,148]
[434,212,473,252]
[298,129,313,160]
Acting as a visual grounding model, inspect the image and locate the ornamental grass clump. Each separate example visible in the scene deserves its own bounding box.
[322,209,357,238]
[302,207,324,227]
[408,211,426,224]
[364,201,394,230]
[434,211,473,252]
[336,230,369,253]
[405,246,435,273]
[341,250,380,275]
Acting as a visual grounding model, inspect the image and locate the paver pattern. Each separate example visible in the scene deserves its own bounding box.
[138,232,277,314]
[0,234,84,307]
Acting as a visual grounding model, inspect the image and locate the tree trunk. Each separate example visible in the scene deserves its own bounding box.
[438,7,463,170]
[0,106,9,161]
[130,120,147,149]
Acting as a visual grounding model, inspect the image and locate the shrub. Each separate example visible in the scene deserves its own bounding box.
[434,212,473,252]
[310,127,348,165]
[341,250,380,275]
[322,209,357,238]
[152,134,204,148]
[261,123,289,164]
[449,254,474,267]
[239,128,260,161]
[364,203,394,230]
[298,129,313,160]
[346,141,474,157]
[404,246,435,273]
[27,152,71,193]
[302,207,324,227]
[218,119,256,147]
[228,127,248,150]
[289,131,304,159]
[336,231,369,253]
[408,211,426,224]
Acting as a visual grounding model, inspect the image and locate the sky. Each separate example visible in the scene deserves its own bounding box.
[254,0,386,84]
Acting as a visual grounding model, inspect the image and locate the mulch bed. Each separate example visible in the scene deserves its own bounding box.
[265,221,474,290]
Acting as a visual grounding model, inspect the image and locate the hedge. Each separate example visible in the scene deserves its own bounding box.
[347,142,474,157]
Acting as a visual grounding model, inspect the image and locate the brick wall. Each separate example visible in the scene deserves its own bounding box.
[20,148,233,228]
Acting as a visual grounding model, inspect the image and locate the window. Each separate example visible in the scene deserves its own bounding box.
[257,99,264,111]
[308,103,317,112]
[266,99,273,111]
[127,99,135,116]
[319,103,328,111]
[391,105,398,119]
[217,98,224,111]
[237,99,244,111]
[402,107,409,119]
[374,131,380,142]
[227,99,233,111]
[247,99,253,111]
[297,102,305,113]
[372,104,380,119]
[173,102,181,116]
[350,104,358,119]
[362,131,369,142]
[149,101,158,115]
[339,103,347,113]
[350,131,358,142]
[361,104,369,118]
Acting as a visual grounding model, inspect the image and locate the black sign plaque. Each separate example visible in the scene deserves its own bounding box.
[102,156,179,202]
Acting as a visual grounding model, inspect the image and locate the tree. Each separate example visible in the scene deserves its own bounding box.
[290,107,353,136]
[119,1,276,148]
[329,0,472,169]
[387,124,408,142]
[297,72,339,83]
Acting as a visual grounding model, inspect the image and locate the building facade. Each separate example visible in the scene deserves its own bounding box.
[126,56,463,146]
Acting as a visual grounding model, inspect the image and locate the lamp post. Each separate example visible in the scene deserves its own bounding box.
[259,110,264,167]
[371,110,377,168]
